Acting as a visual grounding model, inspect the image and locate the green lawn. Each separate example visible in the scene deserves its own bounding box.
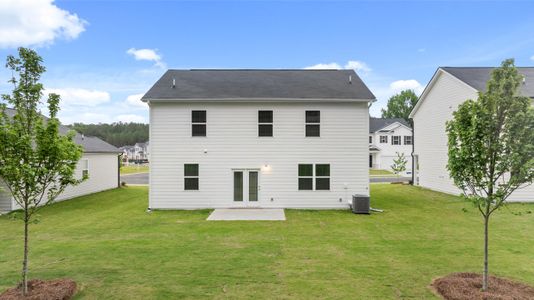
[1,185,533,299]
[120,165,149,175]
[369,169,394,176]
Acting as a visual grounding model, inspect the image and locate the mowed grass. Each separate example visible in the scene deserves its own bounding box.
[369,169,394,176]
[120,165,149,174]
[0,185,533,299]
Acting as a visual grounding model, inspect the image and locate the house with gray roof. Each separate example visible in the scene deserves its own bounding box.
[369,117,412,174]
[409,67,534,202]
[0,108,122,213]
[142,69,375,209]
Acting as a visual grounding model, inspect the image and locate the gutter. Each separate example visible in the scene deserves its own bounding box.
[142,97,376,103]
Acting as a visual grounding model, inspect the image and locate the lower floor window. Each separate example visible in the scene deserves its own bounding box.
[184,164,199,190]
[298,163,330,190]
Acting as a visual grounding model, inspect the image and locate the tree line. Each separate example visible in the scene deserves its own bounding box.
[70,122,149,147]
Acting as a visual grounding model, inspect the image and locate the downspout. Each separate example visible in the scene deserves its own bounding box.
[410,118,415,185]
[118,153,123,188]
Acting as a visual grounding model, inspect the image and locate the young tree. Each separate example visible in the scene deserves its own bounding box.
[390,152,408,175]
[446,59,534,291]
[381,89,419,124]
[0,48,85,295]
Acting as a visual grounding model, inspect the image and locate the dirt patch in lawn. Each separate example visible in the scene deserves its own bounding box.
[431,272,534,300]
[0,279,76,300]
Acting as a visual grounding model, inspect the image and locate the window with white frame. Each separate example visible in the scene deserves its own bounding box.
[305,111,320,137]
[192,111,206,137]
[184,164,199,190]
[380,135,388,143]
[404,135,413,145]
[81,159,89,178]
[298,163,330,191]
[392,136,401,145]
[258,110,273,137]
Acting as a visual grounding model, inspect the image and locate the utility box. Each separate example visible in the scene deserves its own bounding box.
[352,194,370,214]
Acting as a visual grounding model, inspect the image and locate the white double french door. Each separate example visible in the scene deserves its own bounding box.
[233,169,259,206]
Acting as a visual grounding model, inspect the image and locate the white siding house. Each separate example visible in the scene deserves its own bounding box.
[410,67,534,202]
[369,118,412,175]
[142,69,376,209]
[0,108,122,213]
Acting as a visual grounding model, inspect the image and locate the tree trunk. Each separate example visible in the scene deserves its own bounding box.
[482,215,489,291]
[22,213,29,295]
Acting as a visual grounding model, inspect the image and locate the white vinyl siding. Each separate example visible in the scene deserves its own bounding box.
[0,180,13,212]
[413,70,533,202]
[149,101,369,209]
[5,153,119,212]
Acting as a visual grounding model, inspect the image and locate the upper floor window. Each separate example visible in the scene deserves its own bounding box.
[305,111,320,137]
[404,136,413,145]
[184,164,199,190]
[192,110,206,137]
[258,110,273,137]
[369,136,372,144]
[392,136,401,145]
[380,136,388,143]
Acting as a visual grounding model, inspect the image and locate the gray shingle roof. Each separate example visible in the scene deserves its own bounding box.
[441,67,534,97]
[369,117,411,133]
[3,108,120,154]
[141,69,376,101]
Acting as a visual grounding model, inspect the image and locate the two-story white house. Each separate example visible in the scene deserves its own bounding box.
[368,117,412,174]
[141,69,376,209]
[410,67,534,202]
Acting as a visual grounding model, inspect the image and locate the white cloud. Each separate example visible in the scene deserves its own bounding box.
[125,93,148,109]
[304,60,371,73]
[0,0,87,48]
[344,60,371,73]
[45,88,110,107]
[418,48,426,53]
[127,48,166,68]
[389,79,425,95]
[304,62,341,70]
[531,55,534,61]
[115,114,146,123]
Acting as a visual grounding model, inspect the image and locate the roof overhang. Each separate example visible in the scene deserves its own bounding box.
[142,97,376,103]
[409,68,480,118]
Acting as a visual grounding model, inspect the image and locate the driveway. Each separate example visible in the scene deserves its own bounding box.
[370,176,411,183]
[121,173,149,185]
[121,173,410,185]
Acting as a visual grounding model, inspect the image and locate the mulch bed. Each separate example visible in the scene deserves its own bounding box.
[0,279,76,300]
[431,272,534,300]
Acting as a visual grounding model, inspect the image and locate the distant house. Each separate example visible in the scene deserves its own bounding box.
[369,117,412,174]
[409,67,534,202]
[0,108,122,213]
[119,145,135,161]
[134,142,150,160]
[141,69,375,209]
[119,142,149,163]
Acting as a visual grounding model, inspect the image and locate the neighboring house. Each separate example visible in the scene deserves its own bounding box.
[369,117,412,174]
[119,145,136,161]
[409,67,534,202]
[141,69,375,209]
[134,142,150,160]
[0,108,122,213]
[120,142,149,163]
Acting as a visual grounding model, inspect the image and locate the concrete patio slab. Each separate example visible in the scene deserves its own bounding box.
[207,208,286,221]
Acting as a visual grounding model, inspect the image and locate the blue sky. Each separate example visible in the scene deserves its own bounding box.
[1,0,533,124]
